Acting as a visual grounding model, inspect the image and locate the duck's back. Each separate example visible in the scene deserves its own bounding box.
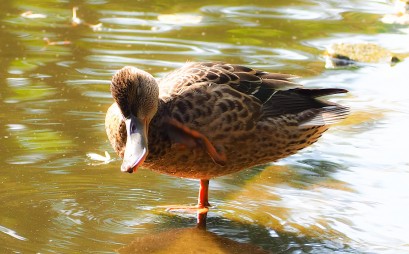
[139,62,349,179]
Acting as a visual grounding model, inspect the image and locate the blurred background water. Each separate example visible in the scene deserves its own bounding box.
[1,0,409,253]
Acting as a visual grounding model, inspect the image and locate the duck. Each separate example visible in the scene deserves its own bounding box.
[105,62,349,213]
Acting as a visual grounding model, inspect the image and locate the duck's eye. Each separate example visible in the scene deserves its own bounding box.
[130,122,137,133]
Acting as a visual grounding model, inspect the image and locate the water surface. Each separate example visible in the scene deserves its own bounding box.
[1,0,409,253]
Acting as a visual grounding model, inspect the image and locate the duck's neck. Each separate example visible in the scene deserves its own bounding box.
[145,99,172,160]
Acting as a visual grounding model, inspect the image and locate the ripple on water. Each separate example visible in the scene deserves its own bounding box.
[100,9,208,29]
[1,175,157,251]
[81,33,309,71]
[6,78,30,87]
[86,55,184,69]
[201,4,343,21]
[305,33,409,54]
[0,225,28,242]
[5,78,56,106]
[6,127,75,166]
[86,37,220,56]
[64,78,111,102]
[99,16,174,34]
[46,186,162,237]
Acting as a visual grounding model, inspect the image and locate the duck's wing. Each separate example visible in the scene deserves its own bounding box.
[222,63,349,126]
[158,62,300,99]
[160,62,349,126]
[158,62,348,164]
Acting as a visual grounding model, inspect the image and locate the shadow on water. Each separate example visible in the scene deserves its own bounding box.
[220,158,350,191]
[118,226,269,254]
[118,213,359,254]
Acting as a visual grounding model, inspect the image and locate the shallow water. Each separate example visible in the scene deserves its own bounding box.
[1,0,409,253]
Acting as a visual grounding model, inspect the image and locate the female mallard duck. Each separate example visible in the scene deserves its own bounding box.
[105,62,349,210]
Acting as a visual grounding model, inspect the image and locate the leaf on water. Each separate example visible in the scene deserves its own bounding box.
[86,151,112,164]
[89,23,103,31]
[21,11,47,19]
[158,14,202,25]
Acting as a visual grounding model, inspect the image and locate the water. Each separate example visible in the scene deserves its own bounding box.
[1,0,409,253]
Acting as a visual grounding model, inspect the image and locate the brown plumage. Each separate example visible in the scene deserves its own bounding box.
[105,62,349,210]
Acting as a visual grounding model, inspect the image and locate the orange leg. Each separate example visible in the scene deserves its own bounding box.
[164,179,210,228]
[164,179,210,213]
[198,179,210,208]
[196,179,210,229]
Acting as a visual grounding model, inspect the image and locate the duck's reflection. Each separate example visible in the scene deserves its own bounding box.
[117,213,268,254]
[196,211,207,230]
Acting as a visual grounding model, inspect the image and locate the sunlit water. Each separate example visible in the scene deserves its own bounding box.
[1,0,409,253]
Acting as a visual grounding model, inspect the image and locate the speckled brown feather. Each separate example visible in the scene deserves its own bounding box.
[106,62,349,179]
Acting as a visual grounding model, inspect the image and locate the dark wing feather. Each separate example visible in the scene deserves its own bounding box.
[159,62,300,101]
[293,88,348,98]
[260,88,349,126]
[298,105,350,126]
[159,62,349,126]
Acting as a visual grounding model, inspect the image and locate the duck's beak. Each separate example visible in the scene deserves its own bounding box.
[121,114,148,173]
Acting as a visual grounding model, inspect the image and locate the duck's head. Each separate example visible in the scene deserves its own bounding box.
[111,66,159,173]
